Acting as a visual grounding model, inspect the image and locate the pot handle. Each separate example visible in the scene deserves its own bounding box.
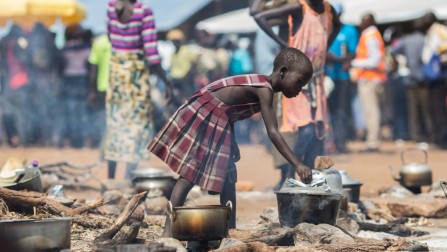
[167,201,176,222]
[401,148,428,165]
[441,181,447,198]
[226,200,233,211]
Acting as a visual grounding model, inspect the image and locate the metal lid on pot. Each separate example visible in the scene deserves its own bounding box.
[277,185,343,196]
[339,170,362,186]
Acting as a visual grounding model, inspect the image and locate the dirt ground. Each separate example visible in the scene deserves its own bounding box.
[1,141,447,250]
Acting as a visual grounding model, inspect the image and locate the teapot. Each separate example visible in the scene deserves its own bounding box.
[389,148,432,188]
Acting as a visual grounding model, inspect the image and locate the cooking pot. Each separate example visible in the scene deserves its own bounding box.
[168,201,232,241]
[275,187,343,227]
[131,168,177,198]
[312,169,347,210]
[0,217,72,251]
[389,148,432,188]
[339,170,362,203]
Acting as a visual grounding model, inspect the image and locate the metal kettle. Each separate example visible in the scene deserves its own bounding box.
[389,148,432,188]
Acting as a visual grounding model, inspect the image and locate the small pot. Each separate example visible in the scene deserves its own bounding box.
[131,168,177,198]
[168,201,232,241]
[275,187,343,227]
[339,170,363,203]
[0,217,72,251]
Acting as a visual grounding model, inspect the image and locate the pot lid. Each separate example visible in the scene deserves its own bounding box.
[339,170,363,186]
[277,185,343,196]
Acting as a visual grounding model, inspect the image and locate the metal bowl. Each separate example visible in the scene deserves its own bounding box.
[0,217,72,251]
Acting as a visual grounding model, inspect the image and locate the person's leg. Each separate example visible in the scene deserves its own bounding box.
[419,86,433,141]
[358,79,381,150]
[220,177,236,229]
[124,162,138,180]
[303,122,325,168]
[406,86,420,142]
[294,124,316,168]
[333,79,351,152]
[108,160,117,179]
[162,177,195,237]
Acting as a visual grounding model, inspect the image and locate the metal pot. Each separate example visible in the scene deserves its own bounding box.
[339,170,363,203]
[168,201,232,241]
[0,217,72,251]
[131,168,177,198]
[389,148,432,188]
[312,169,347,210]
[275,187,343,227]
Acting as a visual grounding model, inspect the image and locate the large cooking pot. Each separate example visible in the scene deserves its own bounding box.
[131,168,177,198]
[0,217,72,251]
[168,201,232,241]
[339,170,363,203]
[275,187,343,227]
[389,148,432,188]
[312,169,347,209]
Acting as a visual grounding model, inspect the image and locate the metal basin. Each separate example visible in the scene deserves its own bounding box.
[276,189,343,227]
[0,217,72,251]
[2,171,43,192]
[131,168,177,198]
[168,201,232,241]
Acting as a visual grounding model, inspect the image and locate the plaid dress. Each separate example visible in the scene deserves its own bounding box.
[147,74,272,193]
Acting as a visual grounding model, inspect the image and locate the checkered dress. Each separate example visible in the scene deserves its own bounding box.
[147,74,272,193]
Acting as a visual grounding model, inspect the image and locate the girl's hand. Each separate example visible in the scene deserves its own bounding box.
[295,164,312,184]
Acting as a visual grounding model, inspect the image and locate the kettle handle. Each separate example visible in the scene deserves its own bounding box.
[441,181,447,198]
[167,201,176,222]
[401,148,428,165]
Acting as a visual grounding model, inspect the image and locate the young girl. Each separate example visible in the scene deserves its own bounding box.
[147,47,313,236]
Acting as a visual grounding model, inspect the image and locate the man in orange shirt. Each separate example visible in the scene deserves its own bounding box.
[351,14,387,152]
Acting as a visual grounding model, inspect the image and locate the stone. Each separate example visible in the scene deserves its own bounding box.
[293,223,355,245]
[97,204,121,216]
[144,196,168,215]
[218,238,245,249]
[379,185,414,199]
[102,190,125,205]
[154,238,186,252]
[276,246,325,252]
[260,207,280,224]
[336,215,360,235]
[40,173,59,191]
[214,242,274,252]
[372,197,447,218]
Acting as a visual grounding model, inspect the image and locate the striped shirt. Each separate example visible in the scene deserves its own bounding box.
[107,0,161,64]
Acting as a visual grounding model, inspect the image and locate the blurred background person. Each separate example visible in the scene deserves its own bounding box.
[389,18,432,145]
[351,13,387,152]
[166,29,198,109]
[104,0,172,179]
[88,33,111,150]
[325,2,359,154]
[421,12,447,149]
[60,25,91,148]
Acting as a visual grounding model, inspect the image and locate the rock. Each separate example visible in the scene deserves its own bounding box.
[144,196,168,215]
[293,223,355,245]
[314,156,334,170]
[218,238,245,249]
[347,202,359,213]
[154,238,186,252]
[102,190,125,205]
[214,242,274,252]
[260,207,279,224]
[357,230,398,240]
[276,245,326,252]
[40,173,59,191]
[337,215,360,235]
[97,204,121,216]
[372,197,447,218]
[379,185,414,198]
[427,180,447,198]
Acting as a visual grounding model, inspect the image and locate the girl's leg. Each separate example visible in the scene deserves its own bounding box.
[125,162,138,179]
[220,178,236,229]
[108,161,117,179]
[162,177,195,237]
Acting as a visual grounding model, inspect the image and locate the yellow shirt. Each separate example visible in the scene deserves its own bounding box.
[170,45,197,79]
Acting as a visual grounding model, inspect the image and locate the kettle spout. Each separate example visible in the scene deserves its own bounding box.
[389,166,401,181]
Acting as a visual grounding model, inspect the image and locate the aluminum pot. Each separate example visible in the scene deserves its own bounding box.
[168,201,232,241]
[131,168,177,198]
[0,217,72,251]
[275,187,343,227]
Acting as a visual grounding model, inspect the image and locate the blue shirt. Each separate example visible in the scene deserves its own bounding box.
[325,24,359,80]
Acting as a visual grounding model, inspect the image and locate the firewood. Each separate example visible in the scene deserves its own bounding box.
[94,191,147,243]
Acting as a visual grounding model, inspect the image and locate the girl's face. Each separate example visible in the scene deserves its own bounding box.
[280,70,310,98]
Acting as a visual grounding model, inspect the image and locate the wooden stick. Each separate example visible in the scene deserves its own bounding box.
[95,191,147,242]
